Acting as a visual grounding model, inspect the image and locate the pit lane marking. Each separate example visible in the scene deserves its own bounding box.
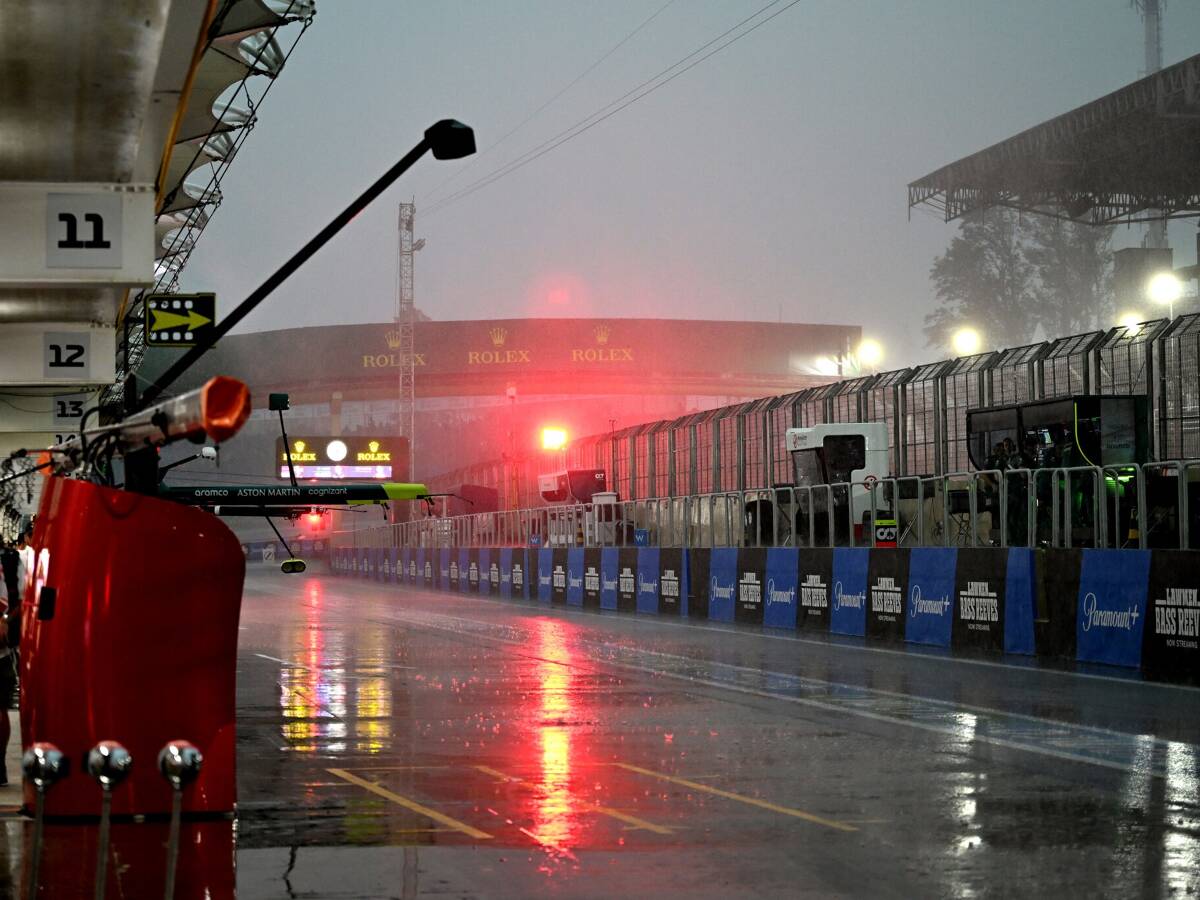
[328,767,492,840]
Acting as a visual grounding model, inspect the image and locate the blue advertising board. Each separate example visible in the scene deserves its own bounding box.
[830,548,869,637]
[600,547,619,610]
[905,548,956,648]
[1075,549,1151,668]
[537,547,553,603]
[707,548,738,623]
[763,548,799,630]
[499,547,513,599]
[637,547,660,615]
[1004,548,1036,655]
[567,548,585,606]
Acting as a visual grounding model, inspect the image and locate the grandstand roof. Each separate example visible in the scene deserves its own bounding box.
[908,52,1200,224]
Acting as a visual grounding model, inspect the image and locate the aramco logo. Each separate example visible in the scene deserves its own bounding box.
[469,326,530,365]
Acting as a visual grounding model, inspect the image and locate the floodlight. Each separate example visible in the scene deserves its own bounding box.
[425,119,477,160]
[1147,272,1183,306]
[952,327,982,356]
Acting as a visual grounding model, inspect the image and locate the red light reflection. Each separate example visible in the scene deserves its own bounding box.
[527,617,580,853]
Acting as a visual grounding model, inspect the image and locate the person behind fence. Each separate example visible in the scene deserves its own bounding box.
[0,540,16,617]
[1000,439,1030,545]
[15,527,33,598]
[979,440,1008,542]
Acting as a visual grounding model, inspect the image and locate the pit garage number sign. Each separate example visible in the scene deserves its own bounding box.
[144,293,216,347]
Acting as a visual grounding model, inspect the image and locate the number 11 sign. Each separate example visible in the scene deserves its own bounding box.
[0,183,153,286]
[45,193,123,268]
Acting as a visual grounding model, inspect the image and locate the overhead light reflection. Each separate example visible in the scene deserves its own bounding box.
[529,618,579,853]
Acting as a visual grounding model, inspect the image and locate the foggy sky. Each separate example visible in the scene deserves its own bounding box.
[181,0,1200,370]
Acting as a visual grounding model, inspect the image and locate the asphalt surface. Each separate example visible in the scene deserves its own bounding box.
[226,566,1200,899]
[3,566,1198,897]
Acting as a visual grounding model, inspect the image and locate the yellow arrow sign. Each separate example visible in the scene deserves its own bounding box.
[150,308,211,332]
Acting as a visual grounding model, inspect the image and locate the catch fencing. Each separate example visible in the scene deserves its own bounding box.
[430,314,1200,507]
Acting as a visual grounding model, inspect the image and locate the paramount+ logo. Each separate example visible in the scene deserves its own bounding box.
[1080,592,1140,633]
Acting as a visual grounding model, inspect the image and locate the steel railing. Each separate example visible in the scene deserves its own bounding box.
[333,459,1200,553]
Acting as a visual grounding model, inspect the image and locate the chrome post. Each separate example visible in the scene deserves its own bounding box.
[22,742,67,898]
[86,741,132,900]
[158,740,203,900]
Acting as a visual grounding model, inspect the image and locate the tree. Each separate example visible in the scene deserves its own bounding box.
[1024,218,1114,337]
[924,210,1037,352]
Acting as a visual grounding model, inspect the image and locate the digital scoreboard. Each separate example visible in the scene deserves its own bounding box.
[275,436,406,481]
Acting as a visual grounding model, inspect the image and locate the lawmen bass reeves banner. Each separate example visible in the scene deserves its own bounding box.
[1144,550,1198,680]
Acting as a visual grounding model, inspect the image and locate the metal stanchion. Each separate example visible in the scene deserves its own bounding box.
[86,741,132,900]
[22,742,67,897]
[158,740,203,900]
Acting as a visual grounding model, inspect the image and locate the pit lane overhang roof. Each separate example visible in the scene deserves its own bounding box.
[0,0,312,330]
[908,51,1200,225]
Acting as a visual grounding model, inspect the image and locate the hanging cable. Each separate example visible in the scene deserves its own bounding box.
[423,0,678,204]
[424,0,801,218]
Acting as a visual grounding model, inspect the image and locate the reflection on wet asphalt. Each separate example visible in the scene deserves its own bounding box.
[235,568,1200,898]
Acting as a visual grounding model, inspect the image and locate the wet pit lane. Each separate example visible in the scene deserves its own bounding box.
[146,568,1200,896]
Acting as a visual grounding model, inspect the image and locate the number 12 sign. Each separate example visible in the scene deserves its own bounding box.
[43,331,92,379]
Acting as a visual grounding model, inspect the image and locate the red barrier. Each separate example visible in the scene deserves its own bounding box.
[20,477,244,816]
[22,819,235,898]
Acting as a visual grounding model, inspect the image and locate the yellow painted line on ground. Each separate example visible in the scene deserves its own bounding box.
[328,768,492,840]
[333,765,453,771]
[614,763,857,833]
[474,764,673,835]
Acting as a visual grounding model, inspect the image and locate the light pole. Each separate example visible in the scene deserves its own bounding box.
[140,119,476,408]
[506,384,519,509]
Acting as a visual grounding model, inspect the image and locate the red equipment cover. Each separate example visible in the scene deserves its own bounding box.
[21,477,244,816]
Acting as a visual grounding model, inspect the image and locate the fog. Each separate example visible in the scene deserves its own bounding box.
[176,1,1200,371]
